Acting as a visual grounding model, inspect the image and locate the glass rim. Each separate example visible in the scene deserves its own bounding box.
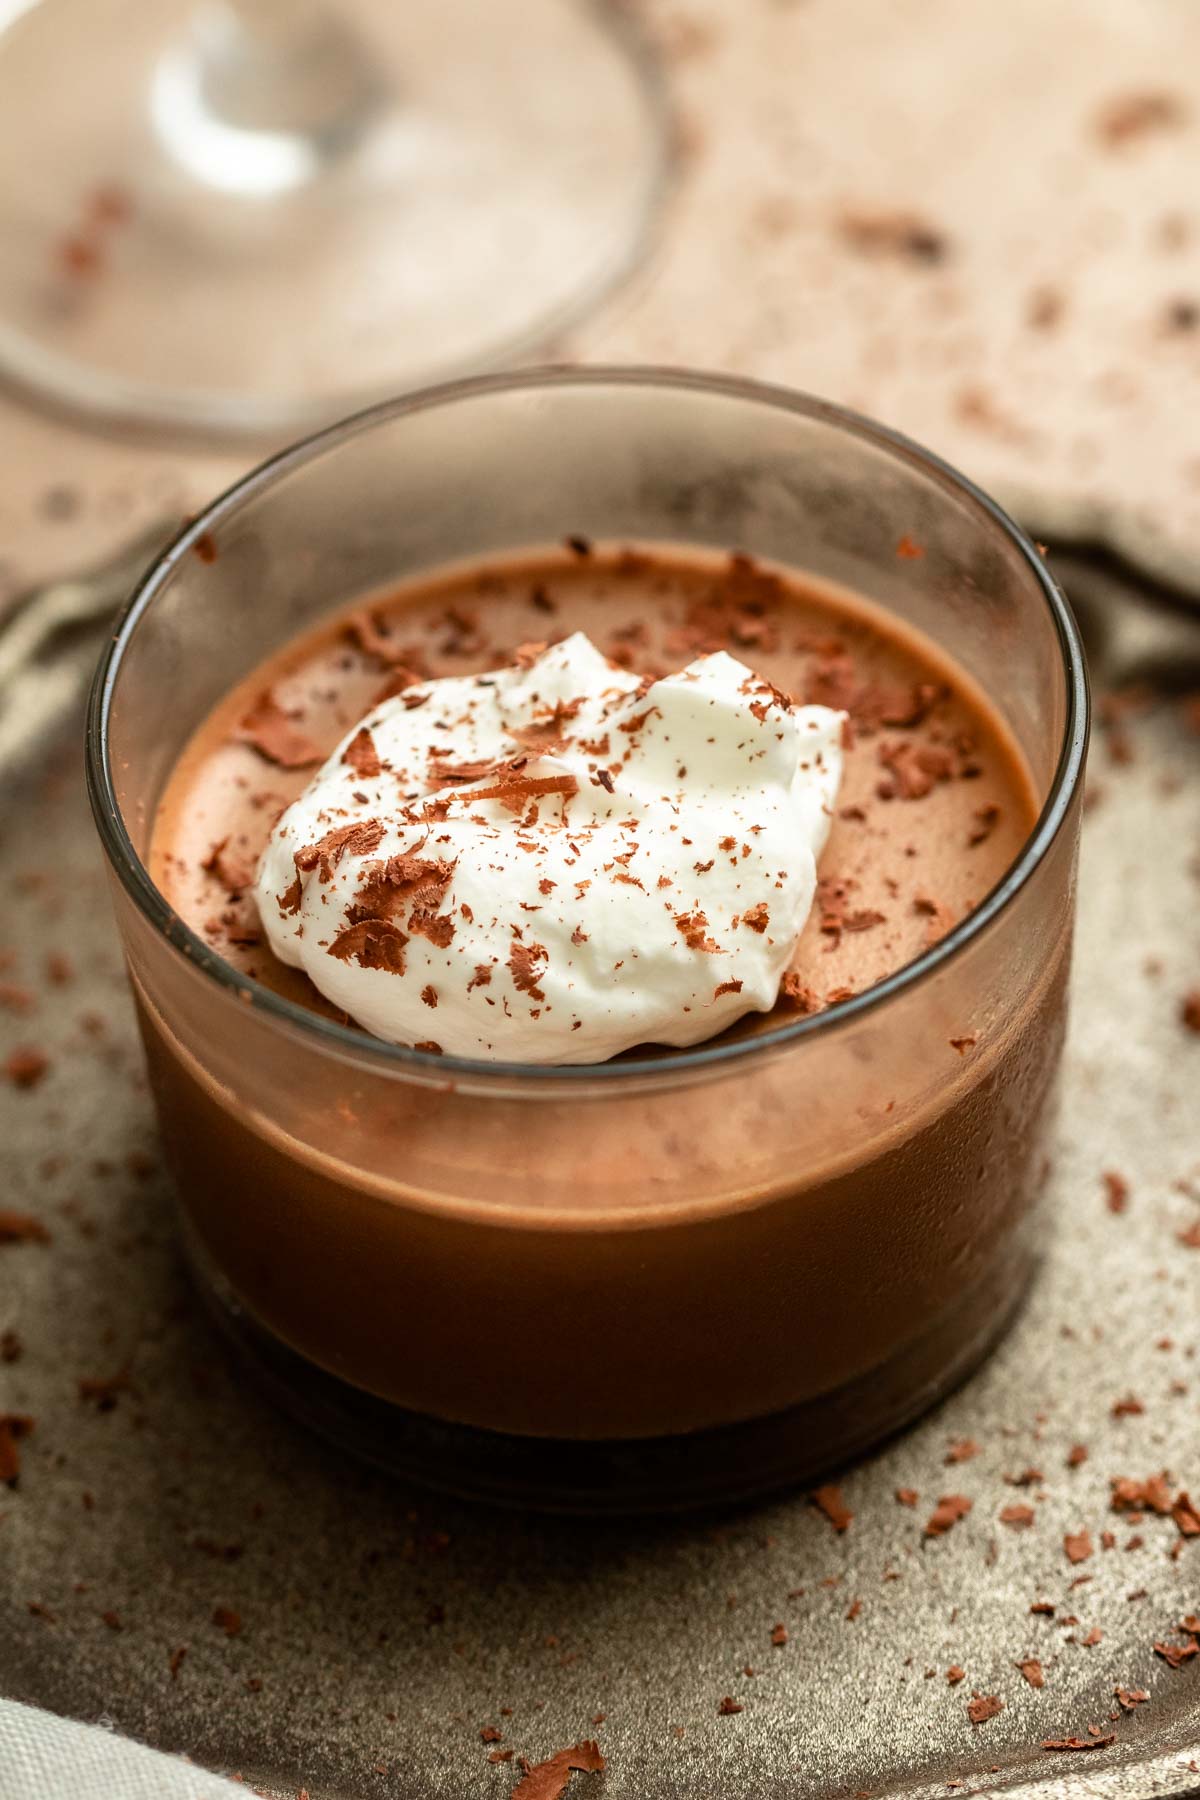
[85,365,1090,1088]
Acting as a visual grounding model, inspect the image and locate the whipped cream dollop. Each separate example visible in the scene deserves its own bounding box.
[255,634,843,1064]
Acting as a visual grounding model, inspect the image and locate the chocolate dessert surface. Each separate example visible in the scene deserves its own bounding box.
[152,543,1037,1052]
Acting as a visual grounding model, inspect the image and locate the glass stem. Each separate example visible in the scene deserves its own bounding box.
[152,0,386,196]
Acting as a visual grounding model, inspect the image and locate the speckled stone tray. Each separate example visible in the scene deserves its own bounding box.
[2,564,1200,1799]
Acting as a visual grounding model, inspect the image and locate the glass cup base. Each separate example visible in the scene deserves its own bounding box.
[186,1225,1038,1515]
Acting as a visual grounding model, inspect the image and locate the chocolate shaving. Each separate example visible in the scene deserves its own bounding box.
[0,1413,34,1484]
[1096,90,1187,147]
[811,1484,853,1532]
[470,773,579,812]
[201,837,254,894]
[0,1210,51,1245]
[1000,1504,1036,1529]
[235,693,322,768]
[1111,1474,1172,1515]
[778,973,819,1013]
[716,1697,744,1716]
[674,910,720,954]
[1016,1658,1044,1689]
[295,820,386,883]
[925,1495,972,1538]
[1103,1170,1130,1214]
[1064,1531,1094,1565]
[966,1694,1003,1725]
[348,609,418,667]
[968,804,1001,846]
[511,1740,604,1800]
[837,207,949,264]
[508,939,548,1002]
[329,920,409,974]
[1173,1492,1200,1536]
[342,727,382,778]
[4,1047,49,1090]
[1042,1733,1116,1753]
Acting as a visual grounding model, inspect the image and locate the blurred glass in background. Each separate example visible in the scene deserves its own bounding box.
[0,0,668,435]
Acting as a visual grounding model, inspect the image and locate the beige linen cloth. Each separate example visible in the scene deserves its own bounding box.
[1,1699,248,1798]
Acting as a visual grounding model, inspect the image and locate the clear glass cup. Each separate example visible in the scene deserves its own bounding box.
[0,0,667,434]
[86,370,1088,1511]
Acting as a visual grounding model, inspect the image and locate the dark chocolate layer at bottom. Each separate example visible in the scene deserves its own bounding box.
[187,1223,1037,1516]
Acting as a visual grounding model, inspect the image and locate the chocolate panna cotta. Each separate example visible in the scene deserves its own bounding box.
[130,540,1072,1501]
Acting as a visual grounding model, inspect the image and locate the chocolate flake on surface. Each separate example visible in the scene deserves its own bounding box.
[945,1438,980,1464]
[836,206,949,264]
[1000,1504,1036,1529]
[717,1696,744,1716]
[925,1495,973,1538]
[946,1666,966,1685]
[1067,1443,1089,1467]
[967,804,1001,846]
[811,1484,854,1532]
[235,693,322,768]
[0,1210,51,1245]
[966,1694,1003,1726]
[895,1487,919,1508]
[1096,90,1188,147]
[1172,1492,1200,1536]
[212,1605,242,1636]
[4,1046,49,1089]
[674,910,720,954]
[0,1413,34,1484]
[1180,990,1200,1032]
[329,920,409,975]
[508,939,548,1001]
[510,1740,604,1800]
[1042,1732,1117,1753]
[1103,1170,1130,1213]
[295,820,386,883]
[1064,1531,1094,1565]
[1111,1474,1173,1514]
[1016,1658,1045,1689]
[1116,1687,1151,1710]
[342,727,383,778]
[348,609,418,668]
[201,837,254,894]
